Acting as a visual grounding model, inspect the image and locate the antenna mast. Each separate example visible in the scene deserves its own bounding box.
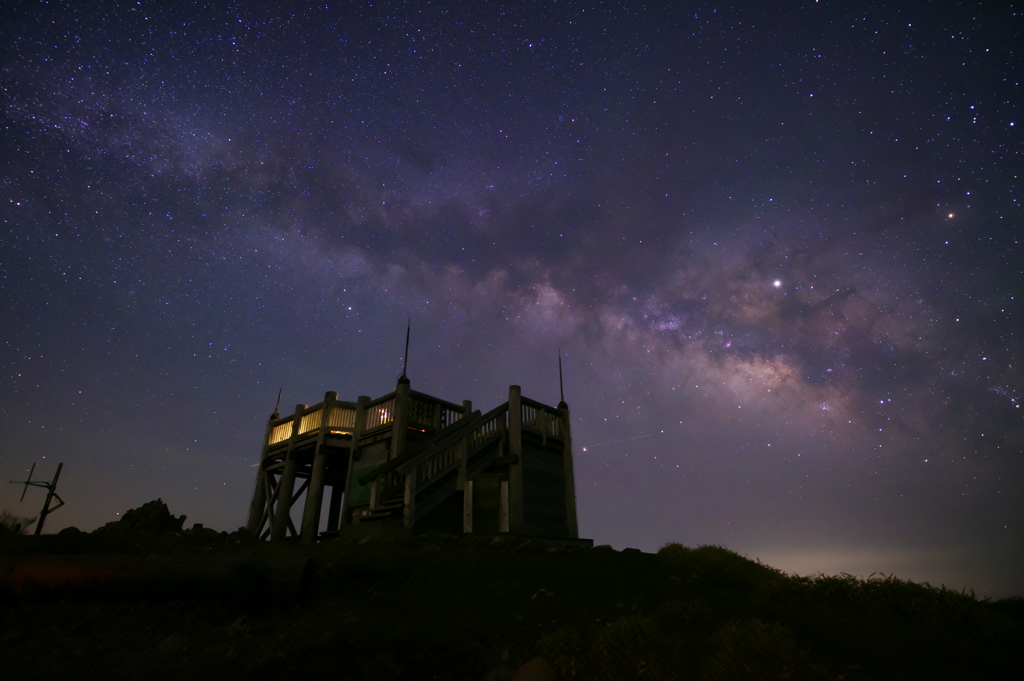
[271,388,282,420]
[558,350,566,406]
[9,462,65,536]
[402,317,411,378]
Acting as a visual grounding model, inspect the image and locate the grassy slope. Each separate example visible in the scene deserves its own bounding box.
[1,525,1022,681]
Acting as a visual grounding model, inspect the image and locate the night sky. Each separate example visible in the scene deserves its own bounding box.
[2,1,1022,596]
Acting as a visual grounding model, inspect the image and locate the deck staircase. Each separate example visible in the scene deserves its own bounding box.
[357,493,404,522]
[356,403,510,528]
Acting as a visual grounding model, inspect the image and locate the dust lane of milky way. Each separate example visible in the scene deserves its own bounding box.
[1,1,1021,596]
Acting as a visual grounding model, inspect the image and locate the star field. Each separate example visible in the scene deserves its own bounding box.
[1,1,1022,596]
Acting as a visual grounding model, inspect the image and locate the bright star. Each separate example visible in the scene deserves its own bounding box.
[773,280,782,288]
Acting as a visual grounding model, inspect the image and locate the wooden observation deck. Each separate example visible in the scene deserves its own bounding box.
[245,377,582,543]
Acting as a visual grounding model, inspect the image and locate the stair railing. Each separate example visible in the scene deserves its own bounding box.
[369,468,404,511]
[357,401,520,527]
[398,403,510,525]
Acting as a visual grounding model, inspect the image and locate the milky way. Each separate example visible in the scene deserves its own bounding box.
[2,1,1021,595]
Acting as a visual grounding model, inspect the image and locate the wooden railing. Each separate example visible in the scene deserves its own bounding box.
[408,397,435,427]
[400,403,509,524]
[261,386,566,534]
[326,405,357,430]
[268,420,294,445]
[468,404,506,450]
[266,400,359,447]
[416,441,459,486]
[353,393,565,527]
[439,406,463,428]
[299,408,323,435]
[364,394,396,431]
[361,409,483,486]
[408,391,468,430]
[371,468,405,509]
[265,387,472,450]
[521,397,562,440]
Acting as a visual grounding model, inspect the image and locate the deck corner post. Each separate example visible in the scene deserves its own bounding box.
[299,393,335,542]
[559,400,579,539]
[456,399,472,492]
[339,395,370,527]
[391,377,411,462]
[246,415,275,533]
[507,385,524,535]
[271,403,306,542]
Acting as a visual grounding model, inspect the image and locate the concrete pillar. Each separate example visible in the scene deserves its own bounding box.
[507,385,524,535]
[271,403,306,542]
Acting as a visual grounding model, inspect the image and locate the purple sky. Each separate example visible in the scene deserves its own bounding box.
[2,1,1022,597]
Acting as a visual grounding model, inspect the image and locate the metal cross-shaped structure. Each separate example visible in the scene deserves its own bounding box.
[9,462,65,536]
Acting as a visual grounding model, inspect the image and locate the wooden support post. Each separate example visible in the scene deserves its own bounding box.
[389,376,409,462]
[245,416,275,533]
[300,392,335,542]
[326,484,343,532]
[393,377,414,528]
[456,400,472,492]
[507,385,524,535]
[257,470,277,538]
[538,408,548,448]
[559,400,580,539]
[403,470,416,528]
[390,376,411,462]
[339,396,370,526]
[463,479,474,534]
[369,476,382,511]
[499,480,510,533]
[271,404,305,542]
[459,399,473,533]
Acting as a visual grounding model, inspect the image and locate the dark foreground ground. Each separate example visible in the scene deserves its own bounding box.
[2,504,1022,680]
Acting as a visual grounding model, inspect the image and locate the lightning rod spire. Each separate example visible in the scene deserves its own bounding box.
[558,349,566,406]
[402,317,411,378]
[271,388,282,420]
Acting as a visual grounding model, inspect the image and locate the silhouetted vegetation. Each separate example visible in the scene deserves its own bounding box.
[0,510,36,535]
[1,502,1021,680]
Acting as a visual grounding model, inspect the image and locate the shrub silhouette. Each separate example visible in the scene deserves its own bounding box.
[3,512,1022,680]
[0,510,36,535]
[657,543,784,590]
[539,613,689,680]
